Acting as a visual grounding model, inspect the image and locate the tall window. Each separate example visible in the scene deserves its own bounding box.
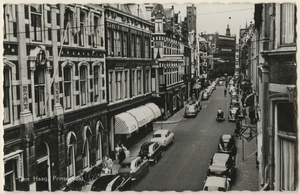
[94,66,100,102]
[68,145,75,177]
[3,68,11,124]
[136,35,141,58]
[114,30,121,56]
[96,133,102,161]
[107,29,112,55]
[93,16,99,48]
[113,30,117,56]
[132,70,135,96]
[131,34,135,57]
[145,69,150,93]
[79,11,86,47]
[124,71,128,98]
[109,72,113,102]
[34,66,46,117]
[116,72,122,100]
[63,66,72,109]
[64,8,73,45]
[145,37,150,58]
[30,5,42,41]
[82,141,90,169]
[80,65,87,105]
[280,3,296,44]
[137,70,142,94]
[123,32,127,57]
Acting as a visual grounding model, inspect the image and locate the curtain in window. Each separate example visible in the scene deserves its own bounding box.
[279,138,295,191]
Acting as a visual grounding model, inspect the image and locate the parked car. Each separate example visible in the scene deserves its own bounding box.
[91,175,132,191]
[118,156,149,185]
[218,134,237,156]
[202,92,209,100]
[203,176,231,191]
[138,142,163,164]
[228,107,239,122]
[207,153,236,182]
[218,81,224,86]
[151,129,175,148]
[184,104,198,117]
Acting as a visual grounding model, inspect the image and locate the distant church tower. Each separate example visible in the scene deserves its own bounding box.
[226,24,231,36]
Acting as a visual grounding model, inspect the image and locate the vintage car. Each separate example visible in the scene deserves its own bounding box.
[91,175,132,191]
[118,156,149,185]
[184,104,198,117]
[218,80,225,86]
[203,176,231,191]
[218,134,237,156]
[207,153,236,182]
[138,142,164,164]
[202,92,209,100]
[228,107,239,122]
[151,129,175,148]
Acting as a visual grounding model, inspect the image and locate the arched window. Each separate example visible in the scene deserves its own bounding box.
[66,132,77,178]
[80,65,87,105]
[95,121,103,162]
[63,66,72,109]
[3,67,12,124]
[34,65,46,117]
[93,65,100,102]
[82,141,90,169]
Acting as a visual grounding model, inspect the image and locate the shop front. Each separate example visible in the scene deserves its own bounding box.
[4,150,24,191]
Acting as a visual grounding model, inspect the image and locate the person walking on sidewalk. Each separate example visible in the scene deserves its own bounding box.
[224,88,227,97]
[115,144,121,164]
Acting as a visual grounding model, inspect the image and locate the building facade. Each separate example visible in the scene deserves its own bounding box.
[151,4,186,119]
[3,4,108,191]
[240,3,297,191]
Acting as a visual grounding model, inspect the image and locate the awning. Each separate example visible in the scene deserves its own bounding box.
[245,93,255,107]
[137,105,155,123]
[145,103,161,119]
[126,108,147,127]
[115,112,138,134]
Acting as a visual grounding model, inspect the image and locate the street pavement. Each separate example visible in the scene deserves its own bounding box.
[82,85,259,192]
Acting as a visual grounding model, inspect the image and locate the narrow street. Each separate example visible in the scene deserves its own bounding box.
[134,85,236,191]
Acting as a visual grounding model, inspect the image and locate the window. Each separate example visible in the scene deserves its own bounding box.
[107,29,112,55]
[114,30,121,56]
[34,66,46,117]
[137,70,142,94]
[63,66,72,109]
[93,16,99,48]
[68,145,75,177]
[79,11,86,47]
[145,69,150,93]
[30,5,42,41]
[94,66,100,102]
[124,71,128,98]
[116,71,122,100]
[109,72,113,102]
[132,70,135,96]
[64,8,74,45]
[136,35,141,58]
[82,141,90,169]
[123,32,127,57]
[280,3,296,44]
[80,65,87,105]
[96,133,102,161]
[145,37,150,58]
[3,68,11,124]
[131,34,135,57]
[113,30,117,56]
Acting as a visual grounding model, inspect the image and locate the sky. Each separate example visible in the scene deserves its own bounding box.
[164,3,254,41]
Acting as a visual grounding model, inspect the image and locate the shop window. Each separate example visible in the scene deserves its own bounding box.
[63,66,72,109]
[30,5,42,42]
[34,66,46,117]
[3,68,12,125]
[80,65,87,105]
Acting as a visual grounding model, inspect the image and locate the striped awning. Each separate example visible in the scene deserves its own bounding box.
[115,112,138,134]
[126,108,147,127]
[145,103,161,119]
[137,105,155,123]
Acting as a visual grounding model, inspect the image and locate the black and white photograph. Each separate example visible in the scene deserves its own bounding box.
[2,1,298,192]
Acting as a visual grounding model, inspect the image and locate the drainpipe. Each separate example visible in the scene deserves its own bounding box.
[261,164,269,190]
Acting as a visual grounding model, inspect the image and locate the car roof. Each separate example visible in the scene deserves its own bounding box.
[205,177,227,187]
[221,134,232,141]
[154,129,169,134]
[122,156,140,163]
[213,153,230,162]
[141,141,155,148]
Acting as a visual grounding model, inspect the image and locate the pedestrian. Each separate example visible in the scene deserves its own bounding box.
[115,144,121,164]
[106,155,113,174]
[224,88,227,97]
[119,148,126,164]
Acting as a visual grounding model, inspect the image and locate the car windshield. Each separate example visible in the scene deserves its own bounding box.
[121,163,131,168]
[153,134,161,138]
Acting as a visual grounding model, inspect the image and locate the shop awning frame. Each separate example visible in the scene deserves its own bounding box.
[126,108,147,127]
[245,93,255,107]
[145,103,162,119]
[115,112,139,134]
